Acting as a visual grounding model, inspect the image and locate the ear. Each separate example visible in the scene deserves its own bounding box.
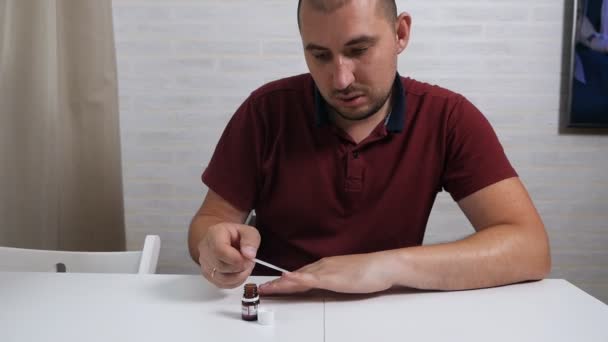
[395,12,411,54]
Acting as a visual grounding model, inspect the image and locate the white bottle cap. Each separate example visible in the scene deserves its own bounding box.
[257,309,275,325]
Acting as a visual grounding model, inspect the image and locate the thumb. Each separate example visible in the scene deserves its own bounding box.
[237,224,260,259]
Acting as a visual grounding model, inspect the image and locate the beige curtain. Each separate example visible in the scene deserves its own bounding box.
[0,0,125,251]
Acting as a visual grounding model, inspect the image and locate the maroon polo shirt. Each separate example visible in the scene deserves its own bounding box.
[202,73,517,275]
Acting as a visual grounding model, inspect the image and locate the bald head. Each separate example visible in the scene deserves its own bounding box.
[297,0,397,30]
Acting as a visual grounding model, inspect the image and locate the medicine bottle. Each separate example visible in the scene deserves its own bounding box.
[242,283,259,321]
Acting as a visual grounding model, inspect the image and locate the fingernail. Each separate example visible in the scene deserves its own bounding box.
[241,246,257,259]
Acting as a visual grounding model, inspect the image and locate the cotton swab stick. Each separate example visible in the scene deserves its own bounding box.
[254,258,290,274]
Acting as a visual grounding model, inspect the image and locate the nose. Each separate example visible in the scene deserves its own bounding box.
[332,56,354,91]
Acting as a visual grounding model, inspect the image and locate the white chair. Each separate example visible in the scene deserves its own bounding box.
[0,235,161,274]
[245,210,256,226]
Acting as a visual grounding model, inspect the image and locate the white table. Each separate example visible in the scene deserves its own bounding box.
[324,279,608,342]
[0,272,606,342]
[0,272,323,342]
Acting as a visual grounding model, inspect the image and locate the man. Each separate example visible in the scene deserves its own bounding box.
[188,0,551,295]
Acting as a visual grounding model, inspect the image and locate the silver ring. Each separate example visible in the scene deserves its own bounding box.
[211,267,217,279]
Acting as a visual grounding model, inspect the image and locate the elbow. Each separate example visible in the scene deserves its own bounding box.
[187,220,202,265]
[531,252,551,281]
[187,244,200,265]
[537,244,552,280]
[528,225,552,281]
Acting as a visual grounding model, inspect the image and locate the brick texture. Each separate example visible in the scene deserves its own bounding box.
[113,0,608,303]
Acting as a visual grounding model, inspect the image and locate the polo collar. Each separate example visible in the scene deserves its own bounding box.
[314,73,405,133]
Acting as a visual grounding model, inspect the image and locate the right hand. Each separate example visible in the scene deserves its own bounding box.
[197,222,260,289]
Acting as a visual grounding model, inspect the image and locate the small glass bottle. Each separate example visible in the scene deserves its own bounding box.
[241,283,260,321]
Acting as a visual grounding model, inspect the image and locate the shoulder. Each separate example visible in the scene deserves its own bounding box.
[230,73,315,131]
[402,77,464,105]
[400,77,492,138]
[249,73,314,104]
[400,77,474,131]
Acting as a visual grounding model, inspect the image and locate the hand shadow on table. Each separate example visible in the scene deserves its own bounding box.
[215,309,242,321]
[262,279,544,303]
[147,276,230,303]
[260,287,424,301]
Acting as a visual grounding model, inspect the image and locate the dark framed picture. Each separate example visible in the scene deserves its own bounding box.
[566,0,608,128]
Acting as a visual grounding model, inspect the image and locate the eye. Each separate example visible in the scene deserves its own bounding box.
[349,47,368,57]
[312,51,331,62]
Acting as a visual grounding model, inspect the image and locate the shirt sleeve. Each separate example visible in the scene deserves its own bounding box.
[202,95,264,211]
[441,95,518,202]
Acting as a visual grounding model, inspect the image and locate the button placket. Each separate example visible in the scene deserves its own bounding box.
[345,149,364,192]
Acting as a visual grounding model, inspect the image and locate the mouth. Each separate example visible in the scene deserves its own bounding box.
[335,94,366,108]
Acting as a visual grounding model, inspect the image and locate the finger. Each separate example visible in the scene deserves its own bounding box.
[236,225,261,259]
[281,271,321,288]
[214,258,251,274]
[199,241,244,274]
[210,233,249,272]
[199,261,217,284]
[199,224,260,275]
[202,259,253,289]
[213,263,255,289]
[199,246,245,280]
[206,259,251,276]
[258,275,312,295]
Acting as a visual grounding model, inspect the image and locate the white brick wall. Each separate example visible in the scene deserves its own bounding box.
[113,0,608,303]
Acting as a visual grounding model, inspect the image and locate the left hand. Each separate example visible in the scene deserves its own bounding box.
[258,252,397,295]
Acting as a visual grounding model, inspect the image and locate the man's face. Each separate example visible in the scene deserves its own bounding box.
[300,0,399,120]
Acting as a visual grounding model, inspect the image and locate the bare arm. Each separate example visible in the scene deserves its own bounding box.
[259,177,551,294]
[388,177,551,290]
[188,190,260,288]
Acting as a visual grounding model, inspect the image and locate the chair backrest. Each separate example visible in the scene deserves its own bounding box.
[0,235,161,274]
[245,210,256,226]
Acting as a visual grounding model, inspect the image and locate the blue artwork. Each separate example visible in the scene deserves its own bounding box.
[569,0,608,127]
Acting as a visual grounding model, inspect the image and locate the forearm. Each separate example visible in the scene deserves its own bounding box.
[387,224,551,291]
